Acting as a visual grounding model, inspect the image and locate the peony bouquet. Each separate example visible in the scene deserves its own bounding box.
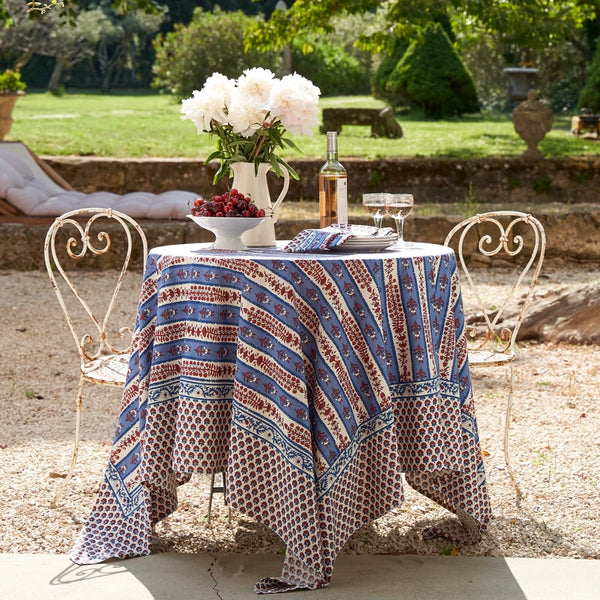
[181,68,320,183]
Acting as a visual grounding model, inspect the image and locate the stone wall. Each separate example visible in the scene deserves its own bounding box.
[43,156,600,206]
[2,156,599,270]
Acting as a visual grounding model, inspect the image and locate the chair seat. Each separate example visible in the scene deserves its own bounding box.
[468,349,515,367]
[82,354,129,385]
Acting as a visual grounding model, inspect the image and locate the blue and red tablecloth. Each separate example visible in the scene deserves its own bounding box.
[71,242,491,593]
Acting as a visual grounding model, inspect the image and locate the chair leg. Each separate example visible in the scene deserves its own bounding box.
[207,471,229,523]
[207,473,216,523]
[50,375,84,508]
[504,363,522,498]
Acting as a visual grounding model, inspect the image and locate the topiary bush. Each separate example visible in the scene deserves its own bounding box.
[385,22,479,118]
[371,39,409,107]
[578,41,600,112]
[151,7,280,98]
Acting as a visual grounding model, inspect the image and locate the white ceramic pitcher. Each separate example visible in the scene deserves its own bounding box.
[230,161,290,247]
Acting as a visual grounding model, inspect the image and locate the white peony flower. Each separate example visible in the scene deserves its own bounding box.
[180,90,224,132]
[203,72,236,108]
[180,73,235,132]
[228,89,269,137]
[267,73,321,136]
[236,67,276,106]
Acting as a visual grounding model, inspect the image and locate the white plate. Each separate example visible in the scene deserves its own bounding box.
[330,234,398,252]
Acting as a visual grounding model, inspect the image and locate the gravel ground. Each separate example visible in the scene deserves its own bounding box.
[0,265,599,560]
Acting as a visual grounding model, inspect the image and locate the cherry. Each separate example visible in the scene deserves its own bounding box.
[191,190,262,217]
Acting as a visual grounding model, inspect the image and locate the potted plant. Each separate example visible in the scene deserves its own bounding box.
[0,69,27,140]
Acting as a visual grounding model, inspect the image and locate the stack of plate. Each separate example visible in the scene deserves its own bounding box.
[331,233,398,252]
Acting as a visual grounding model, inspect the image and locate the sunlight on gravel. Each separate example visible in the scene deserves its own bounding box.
[0,267,598,560]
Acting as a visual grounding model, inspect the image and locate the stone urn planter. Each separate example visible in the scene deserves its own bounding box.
[511,90,554,160]
[0,91,25,140]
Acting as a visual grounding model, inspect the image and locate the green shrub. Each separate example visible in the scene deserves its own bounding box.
[291,38,369,96]
[371,40,409,107]
[578,41,600,112]
[385,22,479,118]
[151,7,280,98]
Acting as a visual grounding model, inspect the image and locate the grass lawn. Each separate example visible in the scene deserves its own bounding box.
[9,90,600,159]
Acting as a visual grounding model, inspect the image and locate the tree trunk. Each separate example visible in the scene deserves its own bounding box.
[101,69,112,93]
[47,59,65,95]
[14,52,33,71]
[97,42,125,93]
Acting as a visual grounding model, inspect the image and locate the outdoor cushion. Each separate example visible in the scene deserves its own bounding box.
[0,157,25,195]
[0,142,199,220]
[24,190,198,219]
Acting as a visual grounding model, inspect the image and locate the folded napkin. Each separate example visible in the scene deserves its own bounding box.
[284,223,395,253]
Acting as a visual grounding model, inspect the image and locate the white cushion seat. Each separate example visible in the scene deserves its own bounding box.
[0,144,198,220]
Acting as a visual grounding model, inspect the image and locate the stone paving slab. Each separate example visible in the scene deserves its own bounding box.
[1,554,599,600]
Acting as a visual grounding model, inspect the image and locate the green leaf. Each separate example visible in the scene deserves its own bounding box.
[205,150,222,163]
[212,162,228,184]
[276,157,299,180]
[269,155,283,177]
[282,137,301,152]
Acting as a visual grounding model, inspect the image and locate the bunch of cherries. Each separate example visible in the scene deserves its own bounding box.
[191,189,266,218]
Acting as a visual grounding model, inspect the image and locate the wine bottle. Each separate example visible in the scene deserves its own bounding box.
[319,131,348,228]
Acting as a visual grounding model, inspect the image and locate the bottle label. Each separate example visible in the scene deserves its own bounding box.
[337,178,348,224]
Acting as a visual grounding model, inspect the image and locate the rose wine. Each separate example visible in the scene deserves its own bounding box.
[319,131,347,228]
[386,204,414,219]
[363,204,383,215]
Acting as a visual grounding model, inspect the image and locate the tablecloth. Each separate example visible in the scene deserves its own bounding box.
[70,242,491,593]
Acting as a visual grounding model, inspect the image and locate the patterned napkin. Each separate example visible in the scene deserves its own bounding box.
[283,224,395,253]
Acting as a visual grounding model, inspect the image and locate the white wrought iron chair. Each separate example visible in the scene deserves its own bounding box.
[444,211,546,497]
[44,208,148,507]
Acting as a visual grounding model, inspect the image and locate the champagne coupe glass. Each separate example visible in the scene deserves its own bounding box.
[386,193,414,245]
[362,193,388,228]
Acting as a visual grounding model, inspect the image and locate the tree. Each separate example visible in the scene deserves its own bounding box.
[1,0,284,24]
[246,0,599,112]
[0,1,105,93]
[578,40,600,109]
[45,9,107,93]
[0,0,162,27]
[289,12,381,96]
[0,0,163,91]
[246,1,599,56]
[88,4,164,91]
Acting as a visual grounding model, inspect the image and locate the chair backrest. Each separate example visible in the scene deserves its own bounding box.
[444,211,546,360]
[44,208,148,363]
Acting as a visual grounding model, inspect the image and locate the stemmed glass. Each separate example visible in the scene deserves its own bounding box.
[362,193,388,228]
[386,194,414,245]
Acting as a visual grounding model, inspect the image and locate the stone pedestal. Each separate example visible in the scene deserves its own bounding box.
[503,67,539,102]
[511,90,554,160]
